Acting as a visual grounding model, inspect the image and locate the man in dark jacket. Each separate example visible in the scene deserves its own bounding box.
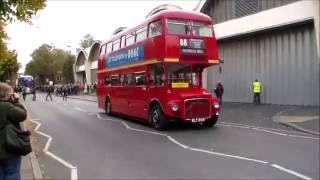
[0,82,28,180]
[46,85,53,101]
[214,81,224,104]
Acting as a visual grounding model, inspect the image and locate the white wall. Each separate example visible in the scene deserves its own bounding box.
[214,0,315,40]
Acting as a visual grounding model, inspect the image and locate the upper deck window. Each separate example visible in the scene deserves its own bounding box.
[99,44,106,56]
[126,33,135,47]
[106,42,112,54]
[120,36,126,48]
[148,20,162,38]
[112,39,120,51]
[192,22,213,37]
[167,19,189,35]
[136,26,147,43]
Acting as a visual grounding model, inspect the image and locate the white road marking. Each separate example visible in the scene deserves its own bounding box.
[73,107,87,113]
[219,122,298,133]
[271,164,314,180]
[30,119,78,180]
[190,148,268,164]
[92,113,316,179]
[96,113,102,119]
[288,134,320,140]
[251,128,288,136]
[167,136,190,149]
[46,152,78,180]
[218,122,319,140]
[127,126,167,136]
[122,121,130,129]
[217,123,250,129]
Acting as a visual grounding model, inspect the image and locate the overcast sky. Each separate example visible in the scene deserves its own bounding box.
[5,0,201,73]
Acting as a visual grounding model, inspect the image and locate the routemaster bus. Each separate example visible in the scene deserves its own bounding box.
[97,9,221,130]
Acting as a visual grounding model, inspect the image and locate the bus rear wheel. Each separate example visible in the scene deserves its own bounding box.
[149,105,168,131]
[105,98,112,115]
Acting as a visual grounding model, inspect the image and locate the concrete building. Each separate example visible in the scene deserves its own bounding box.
[74,41,101,85]
[201,0,319,106]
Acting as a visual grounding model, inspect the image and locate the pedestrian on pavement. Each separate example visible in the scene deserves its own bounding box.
[252,79,262,104]
[46,85,53,101]
[21,87,26,101]
[0,82,28,180]
[62,85,68,101]
[31,86,36,101]
[214,81,224,104]
[86,84,90,94]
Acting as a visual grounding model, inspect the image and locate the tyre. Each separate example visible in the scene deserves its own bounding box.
[149,105,168,131]
[105,98,112,115]
[205,116,218,127]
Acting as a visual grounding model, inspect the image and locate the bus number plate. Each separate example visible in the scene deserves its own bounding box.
[191,118,205,123]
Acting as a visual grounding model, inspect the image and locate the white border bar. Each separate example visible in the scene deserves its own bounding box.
[214,0,314,40]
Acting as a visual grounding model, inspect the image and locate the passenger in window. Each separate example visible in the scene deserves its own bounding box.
[156,76,163,86]
[136,77,143,85]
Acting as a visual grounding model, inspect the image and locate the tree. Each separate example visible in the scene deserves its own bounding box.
[79,33,95,49]
[0,21,20,82]
[0,0,46,22]
[0,49,20,82]
[25,44,74,84]
[62,54,75,83]
[0,0,46,82]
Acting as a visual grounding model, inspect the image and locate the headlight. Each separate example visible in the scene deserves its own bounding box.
[214,102,220,109]
[171,103,179,112]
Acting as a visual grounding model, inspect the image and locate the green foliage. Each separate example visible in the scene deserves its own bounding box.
[0,0,46,83]
[79,33,95,49]
[0,0,46,22]
[62,54,75,83]
[0,48,20,82]
[25,44,75,84]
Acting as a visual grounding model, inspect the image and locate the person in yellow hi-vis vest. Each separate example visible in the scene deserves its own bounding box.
[252,79,262,104]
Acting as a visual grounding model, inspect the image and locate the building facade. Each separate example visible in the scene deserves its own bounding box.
[74,41,101,85]
[201,0,319,106]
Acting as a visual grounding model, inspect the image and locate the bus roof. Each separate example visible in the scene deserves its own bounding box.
[148,10,212,23]
[104,10,213,43]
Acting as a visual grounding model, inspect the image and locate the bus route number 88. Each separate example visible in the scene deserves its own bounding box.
[180,38,188,48]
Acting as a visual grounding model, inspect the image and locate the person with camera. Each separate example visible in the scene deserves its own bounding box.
[0,82,28,180]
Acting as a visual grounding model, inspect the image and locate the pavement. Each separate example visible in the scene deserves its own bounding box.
[21,94,319,179]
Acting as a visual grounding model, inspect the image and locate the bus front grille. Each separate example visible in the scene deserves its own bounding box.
[184,98,211,120]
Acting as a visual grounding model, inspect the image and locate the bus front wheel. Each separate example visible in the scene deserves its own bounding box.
[105,98,112,115]
[149,105,167,131]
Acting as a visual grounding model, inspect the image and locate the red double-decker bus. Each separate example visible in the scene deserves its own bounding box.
[97,9,221,130]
